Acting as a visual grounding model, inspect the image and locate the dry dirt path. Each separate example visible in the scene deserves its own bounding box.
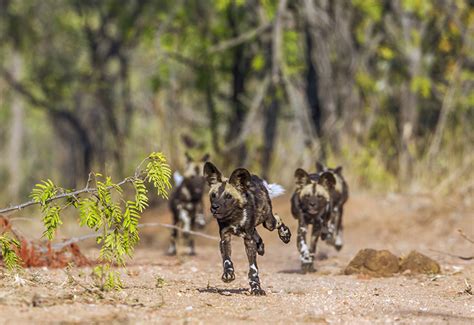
[0,193,472,324]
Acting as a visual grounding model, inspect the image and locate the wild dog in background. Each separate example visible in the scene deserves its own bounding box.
[291,168,336,273]
[204,162,291,295]
[167,153,210,256]
[316,162,349,251]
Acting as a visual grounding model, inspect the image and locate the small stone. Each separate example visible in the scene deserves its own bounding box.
[344,249,399,277]
[399,251,441,275]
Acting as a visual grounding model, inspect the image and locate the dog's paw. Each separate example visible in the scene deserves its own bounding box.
[301,263,315,274]
[221,271,235,283]
[278,225,291,244]
[249,287,266,296]
[166,245,177,256]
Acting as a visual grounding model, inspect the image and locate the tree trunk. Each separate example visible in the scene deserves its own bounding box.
[302,0,339,153]
[398,84,418,187]
[7,54,24,202]
[304,21,324,158]
[226,44,250,166]
[261,87,281,179]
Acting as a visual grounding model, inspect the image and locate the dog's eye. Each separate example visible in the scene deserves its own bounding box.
[224,193,232,200]
[211,192,217,199]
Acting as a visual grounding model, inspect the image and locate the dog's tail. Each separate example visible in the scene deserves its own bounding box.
[173,171,184,186]
[263,181,285,199]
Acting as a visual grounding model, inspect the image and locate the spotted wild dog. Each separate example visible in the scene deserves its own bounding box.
[291,168,336,273]
[203,162,291,295]
[316,162,349,251]
[167,153,210,256]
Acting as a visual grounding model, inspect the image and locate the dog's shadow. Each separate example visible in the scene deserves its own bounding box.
[278,269,308,274]
[197,286,248,296]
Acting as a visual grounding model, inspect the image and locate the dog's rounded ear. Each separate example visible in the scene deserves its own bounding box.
[203,162,222,186]
[318,171,336,191]
[201,153,210,162]
[334,166,343,175]
[185,151,193,163]
[316,162,326,172]
[295,168,311,188]
[229,168,251,192]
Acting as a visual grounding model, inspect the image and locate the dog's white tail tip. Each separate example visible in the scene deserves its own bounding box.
[173,171,184,187]
[264,181,285,199]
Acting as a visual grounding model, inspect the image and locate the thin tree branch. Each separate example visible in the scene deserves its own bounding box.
[51,222,219,251]
[208,22,272,54]
[429,249,474,261]
[459,229,474,244]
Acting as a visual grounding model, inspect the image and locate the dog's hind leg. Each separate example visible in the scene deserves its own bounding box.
[253,230,265,256]
[244,234,265,295]
[333,206,344,251]
[309,223,322,269]
[180,208,195,256]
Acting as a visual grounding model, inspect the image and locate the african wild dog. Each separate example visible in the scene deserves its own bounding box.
[291,168,336,273]
[316,162,349,251]
[167,153,210,256]
[203,162,291,295]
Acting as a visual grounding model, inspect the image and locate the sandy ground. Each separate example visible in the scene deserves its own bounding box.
[0,192,473,324]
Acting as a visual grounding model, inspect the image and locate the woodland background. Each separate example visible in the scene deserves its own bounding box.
[0,0,472,207]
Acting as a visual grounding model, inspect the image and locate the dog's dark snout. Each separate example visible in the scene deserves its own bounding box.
[211,203,220,212]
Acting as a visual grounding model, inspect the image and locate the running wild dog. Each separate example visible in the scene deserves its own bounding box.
[167,153,210,256]
[316,162,349,251]
[203,162,291,295]
[291,168,336,273]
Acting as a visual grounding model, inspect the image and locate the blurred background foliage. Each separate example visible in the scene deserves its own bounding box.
[0,0,472,207]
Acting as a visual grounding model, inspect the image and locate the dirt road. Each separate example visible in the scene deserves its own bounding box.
[0,193,472,324]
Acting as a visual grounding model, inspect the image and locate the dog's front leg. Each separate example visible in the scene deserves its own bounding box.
[219,230,235,283]
[297,219,313,273]
[333,205,344,251]
[309,221,322,268]
[244,235,265,295]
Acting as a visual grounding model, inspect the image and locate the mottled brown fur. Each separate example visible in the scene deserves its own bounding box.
[316,162,349,251]
[291,168,336,273]
[204,162,291,295]
[167,153,209,256]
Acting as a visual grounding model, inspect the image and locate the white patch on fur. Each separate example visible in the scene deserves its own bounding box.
[181,187,191,200]
[250,264,258,276]
[196,213,206,227]
[179,209,191,232]
[335,230,343,247]
[167,244,176,255]
[300,239,311,263]
[263,181,285,199]
[240,209,248,226]
[173,171,184,186]
[274,214,283,228]
[224,259,233,271]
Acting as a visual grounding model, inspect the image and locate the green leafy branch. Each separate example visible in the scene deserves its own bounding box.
[0,233,21,271]
[1,152,172,289]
